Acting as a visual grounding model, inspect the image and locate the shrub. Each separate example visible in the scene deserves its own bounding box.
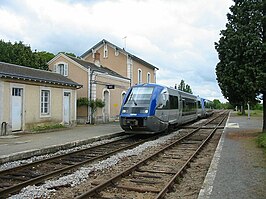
[257,133,266,149]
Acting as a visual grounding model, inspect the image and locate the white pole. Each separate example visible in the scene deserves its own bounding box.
[247,103,250,119]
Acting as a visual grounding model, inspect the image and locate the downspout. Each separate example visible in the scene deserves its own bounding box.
[88,67,91,123]
[0,81,3,124]
[89,69,96,124]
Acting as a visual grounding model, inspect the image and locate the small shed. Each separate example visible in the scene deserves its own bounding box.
[0,61,82,135]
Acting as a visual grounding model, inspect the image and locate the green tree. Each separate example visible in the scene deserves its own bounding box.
[0,40,48,70]
[177,79,193,94]
[215,0,265,131]
[36,51,55,63]
[58,52,78,58]
[213,99,222,109]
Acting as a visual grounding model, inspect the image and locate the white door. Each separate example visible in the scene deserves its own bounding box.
[12,88,23,131]
[63,92,70,124]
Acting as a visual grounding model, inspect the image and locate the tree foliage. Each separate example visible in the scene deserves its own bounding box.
[88,99,105,113]
[215,0,265,131]
[77,98,105,124]
[89,99,105,124]
[58,52,78,58]
[177,79,193,94]
[77,97,90,107]
[0,40,50,70]
[36,51,55,63]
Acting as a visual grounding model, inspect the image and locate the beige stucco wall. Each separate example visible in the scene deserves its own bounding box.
[93,73,130,122]
[0,79,77,134]
[48,56,88,98]
[83,44,156,85]
[132,60,154,85]
[48,55,89,120]
[0,81,10,127]
[85,45,128,78]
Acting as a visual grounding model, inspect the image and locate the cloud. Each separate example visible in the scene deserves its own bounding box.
[0,0,232,102]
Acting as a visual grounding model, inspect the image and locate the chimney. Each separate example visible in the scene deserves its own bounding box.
[94,51,100,67]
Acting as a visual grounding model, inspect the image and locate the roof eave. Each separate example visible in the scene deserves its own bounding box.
[0,74,82,89]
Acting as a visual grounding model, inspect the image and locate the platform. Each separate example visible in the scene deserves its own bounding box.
[0,122,123,163]
[198,112,265,199]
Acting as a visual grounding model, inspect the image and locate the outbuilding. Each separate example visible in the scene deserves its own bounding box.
[0,61,82,135]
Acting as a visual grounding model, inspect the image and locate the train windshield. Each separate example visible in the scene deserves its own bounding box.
[124,87,154,107]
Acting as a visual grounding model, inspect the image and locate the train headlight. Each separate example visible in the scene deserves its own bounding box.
[140,109,149,113]
[122,109,127,113]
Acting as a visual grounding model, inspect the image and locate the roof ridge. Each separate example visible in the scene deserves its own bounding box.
[79,39,158,70]
[0,61,51,73]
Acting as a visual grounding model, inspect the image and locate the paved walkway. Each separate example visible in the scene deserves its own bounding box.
[199,112,266,199]
[0,122,123,163]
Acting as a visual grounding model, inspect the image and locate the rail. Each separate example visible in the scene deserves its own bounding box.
[75,111,229,198]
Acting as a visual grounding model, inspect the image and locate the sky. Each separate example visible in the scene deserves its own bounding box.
[0,0,233,102]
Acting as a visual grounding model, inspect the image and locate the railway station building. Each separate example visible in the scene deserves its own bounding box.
[48,39,159,124]
[0,61,82,135]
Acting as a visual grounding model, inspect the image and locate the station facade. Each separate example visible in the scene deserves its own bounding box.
[48,39,159,123]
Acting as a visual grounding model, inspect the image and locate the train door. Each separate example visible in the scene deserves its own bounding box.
[155,89,169,122]
[11,88,23,131]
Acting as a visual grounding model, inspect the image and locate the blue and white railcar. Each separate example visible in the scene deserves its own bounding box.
[202,98,214,117]
[197,97,214,118]
[119,83,198,134]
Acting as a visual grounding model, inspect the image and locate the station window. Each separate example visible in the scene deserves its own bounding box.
[40,89,50,116]
[115,48,119,56]
[54,63,68,76]
[12,88,22,96]
[138,69,142,84]
[147,72,151,83]
[103,44,108,58]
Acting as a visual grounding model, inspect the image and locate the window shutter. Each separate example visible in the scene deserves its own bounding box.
[64,64,68,76]
[53,64,57,73]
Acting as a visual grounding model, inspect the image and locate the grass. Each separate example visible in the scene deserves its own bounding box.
[31,123,65,133]
[237,110,263,117]
[257,133,266,153]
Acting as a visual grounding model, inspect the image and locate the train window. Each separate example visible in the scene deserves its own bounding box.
[169,95,178,109]
[125,87,153,106]
[182,97,197,115]
[198,101,202,108]
[157,90,169,109]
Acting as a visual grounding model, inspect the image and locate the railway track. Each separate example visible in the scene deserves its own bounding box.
[75,111,229,199]
[0,133,165,198]
[0,111,228,198]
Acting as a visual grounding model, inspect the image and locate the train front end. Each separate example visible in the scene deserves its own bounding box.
[119,84,167,134]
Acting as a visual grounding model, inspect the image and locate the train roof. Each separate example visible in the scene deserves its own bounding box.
[130,83,197,98]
